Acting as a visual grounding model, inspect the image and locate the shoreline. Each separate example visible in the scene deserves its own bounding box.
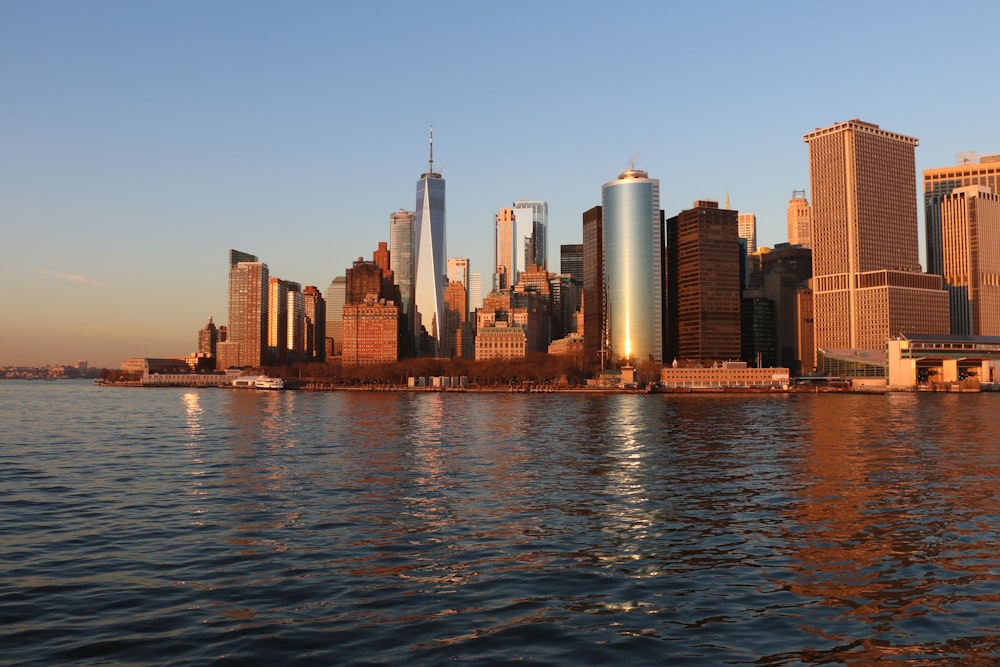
[91,380,996,394]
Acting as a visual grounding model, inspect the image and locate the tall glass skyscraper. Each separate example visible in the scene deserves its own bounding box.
[389,209,415,327]
[513,200,548,273]
[324,276,346,357]
[601,168,662,363]
[413,128,447,356]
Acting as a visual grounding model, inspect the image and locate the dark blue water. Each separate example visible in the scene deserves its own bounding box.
[3,381,1000,665]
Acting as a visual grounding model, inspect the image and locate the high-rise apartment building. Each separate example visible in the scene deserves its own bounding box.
[413,129,447,356]
[602,168,662,363]
[494,207,516,291]
[389,209,415,328]
[941,186,1000,335]
[666,201,742,364]
[285,285,305,363]
[803,119,949,355]
[225,249,269,368]
[787,190,812,248]
[267,278,291,365]
[924,153,1000,276]
[513,200,548,271]
[738,212,757,254]
[582,206,604,367]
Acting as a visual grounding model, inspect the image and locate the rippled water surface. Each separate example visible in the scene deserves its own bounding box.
[4,381,1000,665]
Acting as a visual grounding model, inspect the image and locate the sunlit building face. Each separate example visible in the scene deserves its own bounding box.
[414,172,446,354]
[602,169,662,363]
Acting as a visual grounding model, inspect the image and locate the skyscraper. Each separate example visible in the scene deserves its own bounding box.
[303,285,326,362]
[324,276,346,357]
[560,244,584,285]
[666,201,742,364]
[513,200,548,272]
[448,257,470,314]
[924,153,1000,276]
[413,128,447,356]
[468,273,483,314]
[373,241,391,275]
[941,185,1000,335]
[286,283,305,363]
[560,243,584,315]
[267,277,290,365]
[346,257,384,305]
[787,190,812,247]
[803,119,948,355]
[448,257,469,289]
[198,316,218,358]
[494,207,516,291]
[738,212,757,254]
[582,206,604,367]
[389,209,415,329]
[602,167,662,363]
[226,249,269,368]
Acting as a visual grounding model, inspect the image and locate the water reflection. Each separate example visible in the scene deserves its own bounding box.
[181,392,210,526]
[780,394,1000,661]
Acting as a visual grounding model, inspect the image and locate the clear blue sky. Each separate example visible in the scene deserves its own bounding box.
[3,0,997,368]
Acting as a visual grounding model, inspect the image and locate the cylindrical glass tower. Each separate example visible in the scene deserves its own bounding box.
[602,168,661,363]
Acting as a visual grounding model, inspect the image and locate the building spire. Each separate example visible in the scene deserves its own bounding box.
[724,191,731,209]
[429,124,434,174]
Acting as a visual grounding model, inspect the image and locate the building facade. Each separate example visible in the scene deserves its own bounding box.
[602,168,662,363]
[803,119,949,353]
[560,243,584,286]
[787,190,812,248]
[413,129,447,356]
[582,206,604,368]
[198,316,218,359]
[389,209,415,329]
[267,278,290,365]
[346,258,384,306]
[324,276,346,358]
[468,273,483,314]
[448,257,470,315]
[475,324,527,361]
[924,154,1000,276]
[738,212,757,254]
[666,201,742,365]
[342,298,399,365]
[494,207,516,291]
[513,200,548,271]
[941,185,1000,336]
[303,285,326,363]
[227,249,269,368]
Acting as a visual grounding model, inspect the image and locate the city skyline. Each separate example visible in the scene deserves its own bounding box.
[4,2,999,367]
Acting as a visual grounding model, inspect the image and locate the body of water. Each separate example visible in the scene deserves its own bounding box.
[3,381,1000,665]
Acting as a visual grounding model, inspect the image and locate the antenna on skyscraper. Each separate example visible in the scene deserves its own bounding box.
[429,124,434,174]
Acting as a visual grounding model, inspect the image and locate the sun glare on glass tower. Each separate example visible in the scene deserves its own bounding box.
[413,126,447,356]
[601,164,662,364]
